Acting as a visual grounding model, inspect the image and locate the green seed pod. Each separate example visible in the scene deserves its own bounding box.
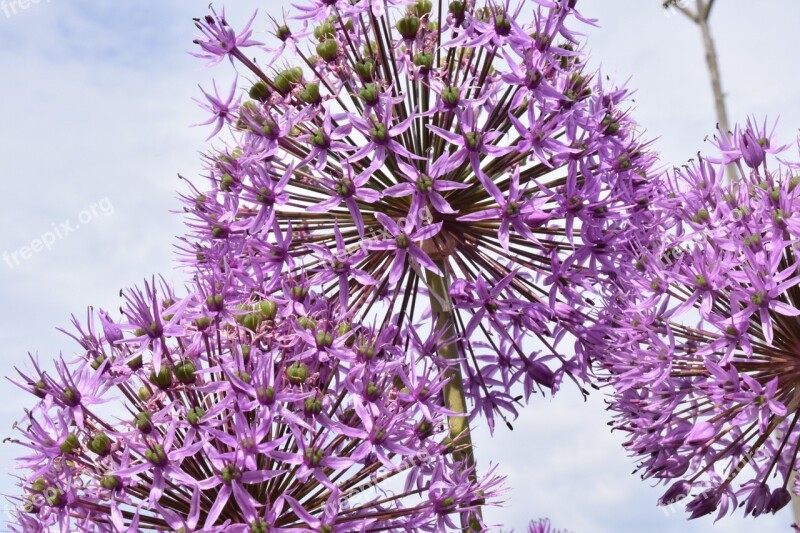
[413,52,433,70]
[414,0,433,16]
[46,488,65,507]
[300,82,321,105]
[149,366,173,389]
[186,406,206,426]
[249,81,271,102]
[291,286,309,299]
[359,83,380,106]
[316,39,340,62]
[304,396,323,415]
[276,24,292,41]
[138,386,151,401]
[59,433,80,455]
[128,356,143,371]
[174,361,197,384]
[286,362,309,384]
[219,173,236,192]
[194,316,213,330]
[449,1,465,25]
[314,20,336,41]
[30,477,48,493]
[315,331,333,347]
[395,234,410,249]
[90,353,106,371]
[355,59,376,81]
[397,16,420,39]
[235,371,252,384]
[135,411,153,433]
[298,316,317,330]
[441,86,459,107]
[100,475,120,490]
[259,299,278,319]
[87,432,112,456]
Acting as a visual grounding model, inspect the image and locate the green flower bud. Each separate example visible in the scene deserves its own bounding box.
[316,39,340,62]
[286,362,309,384]
[397,16,420,39]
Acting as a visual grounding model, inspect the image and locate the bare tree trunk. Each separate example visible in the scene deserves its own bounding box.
[664,0,737,181]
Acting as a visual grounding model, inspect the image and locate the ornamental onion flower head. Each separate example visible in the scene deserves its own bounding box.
[7,272,504,531]
[185,0,660,431]
[595,120,800,520]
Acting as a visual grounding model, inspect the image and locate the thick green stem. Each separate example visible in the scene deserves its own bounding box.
[425,262,482,530]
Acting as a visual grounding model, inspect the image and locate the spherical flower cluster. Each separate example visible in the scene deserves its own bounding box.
[185,0,659,432]
[595,120,800,520]
[8,273,503,531]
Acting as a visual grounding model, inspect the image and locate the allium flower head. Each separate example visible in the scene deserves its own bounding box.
[185,0,660,430]
[596,121,800,520]
[7,272,503,531]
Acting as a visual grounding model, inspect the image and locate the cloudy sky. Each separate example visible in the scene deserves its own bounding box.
[0,0,798,531]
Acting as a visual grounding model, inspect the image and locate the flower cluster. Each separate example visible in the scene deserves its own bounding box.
[185,0,659,432]
[8,273,503,531]
[595,120,800,520]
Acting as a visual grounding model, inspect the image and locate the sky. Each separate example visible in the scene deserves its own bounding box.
[0,0,799,531]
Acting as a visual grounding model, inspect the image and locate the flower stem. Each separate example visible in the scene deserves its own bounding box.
[426,261,482,530]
